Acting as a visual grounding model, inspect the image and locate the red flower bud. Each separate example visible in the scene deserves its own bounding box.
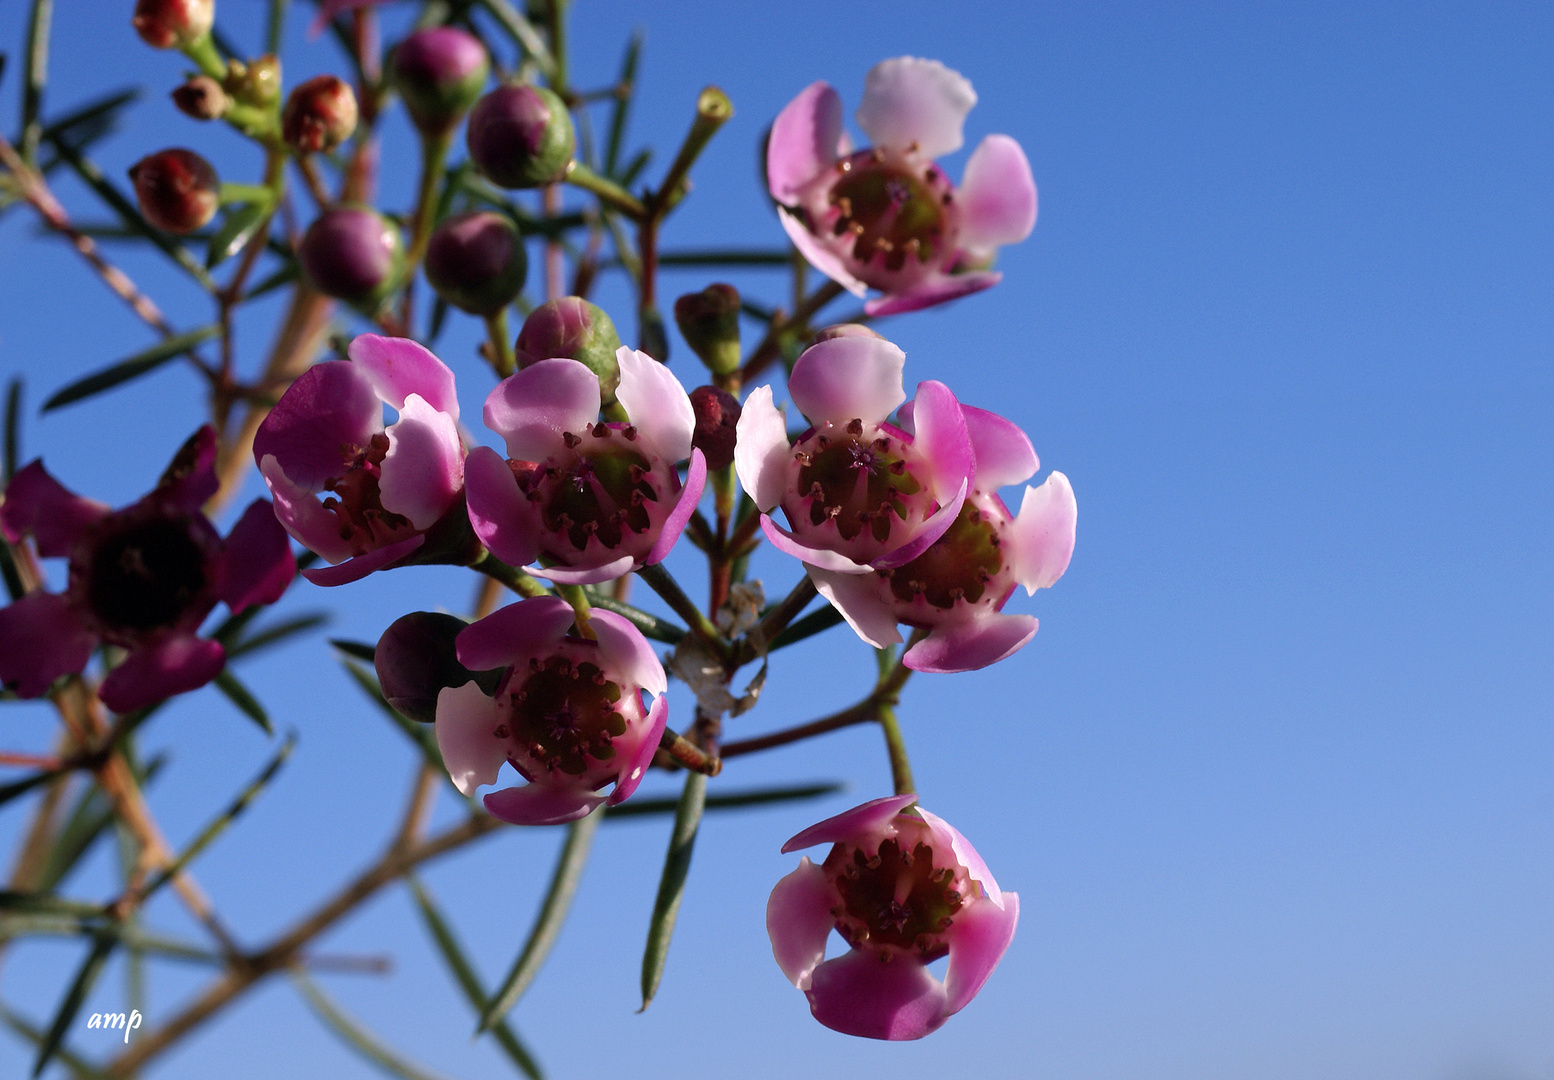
[283,75,359,154]
[132,0,213,50]
[690,385,741,472]
[128,148,219,235]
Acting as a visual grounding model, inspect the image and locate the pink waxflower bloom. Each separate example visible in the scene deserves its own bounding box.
[0,427,295,712]
[767,57,1037,316]
[806,399,1076,673]
[255,334,473,587]
[434,595,669,825]
[734,331,973,574]
[768,795,1019,1040]
[463,347,707,585]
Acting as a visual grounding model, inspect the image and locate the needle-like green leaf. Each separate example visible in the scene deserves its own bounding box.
[478,809,602,1032]
[42,325,219,412]
[638,770,706,1011]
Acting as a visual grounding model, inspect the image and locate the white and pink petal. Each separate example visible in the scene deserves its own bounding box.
[483,359,601,462]
[615,348,696,462]
[1010,471,1077,594]
[433,681,512,797]
[957,134,1037,253]
[855,57,976,159]
[788,335,906,425]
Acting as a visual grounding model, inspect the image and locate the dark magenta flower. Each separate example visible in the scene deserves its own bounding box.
[768,795,1019,1040]
[767,57,1037,316]
[734,331,973,573]
[254,334,468,586]
[806,400,1076,672]
[464,347,707,585]
[434,596,668,825]
[0,427,294,712]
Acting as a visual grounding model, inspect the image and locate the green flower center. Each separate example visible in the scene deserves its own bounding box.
[513,425,658,554]
[791,421,924,545]
[499,655,626,779]
[883,500,1003,609]
[827,150,954,272]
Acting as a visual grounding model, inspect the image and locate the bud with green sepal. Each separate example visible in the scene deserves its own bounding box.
[129,148,220,235]
[674,283,742,380]
[299,205,404,311]
[466,83,575,190]
[391,27,490,136]
[514,298,623,406]
[425,212,527,318]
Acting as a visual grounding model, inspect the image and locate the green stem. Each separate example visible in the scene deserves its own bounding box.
[877,704,915,796]
[484,309,515,378]
[653,87,733,216]
[183,34,227,80]
[740,279,846,383]
[555,583,595,639]
[636,563,726,658]
[405,130,452,272]
[470,551,549,598]
[564,161,646,219]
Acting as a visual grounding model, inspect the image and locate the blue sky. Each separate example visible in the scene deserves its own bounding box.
[1,2,1552,1078]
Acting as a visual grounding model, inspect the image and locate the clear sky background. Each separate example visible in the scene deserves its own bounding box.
[1,2,1552,1079]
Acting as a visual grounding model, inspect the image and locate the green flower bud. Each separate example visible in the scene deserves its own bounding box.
[515,297,622,403]
[424,211,527,317]
[466,84,575,189]
[673,283,742,375]
[391,27,490,135]
[299,205,404,310]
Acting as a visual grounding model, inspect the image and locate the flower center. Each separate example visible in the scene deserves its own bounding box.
[511,425,660,556]
[790,420,925,546]
[83,516,209,632]
[827,150,954,273]
[882,500,1003,609]
[497,655,627,778]
[322,433,417,552]
[825,837,964,961]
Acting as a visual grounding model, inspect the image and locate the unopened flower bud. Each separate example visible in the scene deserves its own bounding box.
[466,84,574,189]
[376,612,493,724]
[674,283,742,375]
[809,323,884,346]
[128,148,219,235]
[132,0,213,50]
[689,385,741,472]
[283,75,359,154]
[424,211,527,317]
[298,205,403,308]
[171,75,228,120]
[232,55,282,108]
[391,27,489,134]
[514,297,621,401]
